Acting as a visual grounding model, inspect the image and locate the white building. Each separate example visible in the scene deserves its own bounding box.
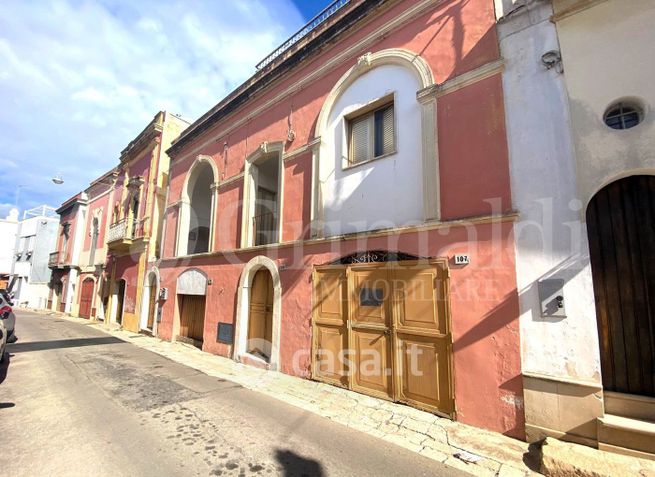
[10,205,59,309]
[0,208,19,289]
[498,0,655,457]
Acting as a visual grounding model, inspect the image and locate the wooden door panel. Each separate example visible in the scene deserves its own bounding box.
[147,283,156,329]
[180,295,206,342]
[394,268,442,334]
[587,175,655,397]
[315,324,348,386]
[315,270,347,325]
[351,268,390,326]
[397,334,453,414]
[351,329,393,398]
[392,262,453,416]
[79,279,94,319]
[312,268,348,384]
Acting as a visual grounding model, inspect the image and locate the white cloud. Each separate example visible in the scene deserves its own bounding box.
[0,0,305,213]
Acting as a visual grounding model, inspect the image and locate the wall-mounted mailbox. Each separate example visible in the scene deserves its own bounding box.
[539,278,566,318]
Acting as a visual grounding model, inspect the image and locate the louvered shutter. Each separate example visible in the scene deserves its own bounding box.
[350,115,371,164]
[374,104,394,157]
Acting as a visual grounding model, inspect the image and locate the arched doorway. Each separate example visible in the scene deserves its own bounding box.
[587,175,655,398]
[140,270,159,333]
[234,256,282,369]
[247,270,274,361]
[79,278,95,319]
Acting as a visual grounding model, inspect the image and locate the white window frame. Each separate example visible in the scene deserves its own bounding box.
[241,141,285,249]
[344,93,397,169]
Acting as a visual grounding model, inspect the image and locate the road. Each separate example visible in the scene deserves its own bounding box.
[0,311,464,477]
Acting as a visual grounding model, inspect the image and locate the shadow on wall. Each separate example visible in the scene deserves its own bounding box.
[274,449,324,477]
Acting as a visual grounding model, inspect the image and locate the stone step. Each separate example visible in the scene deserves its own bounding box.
[597,414,655,460]
[604,391,655,421]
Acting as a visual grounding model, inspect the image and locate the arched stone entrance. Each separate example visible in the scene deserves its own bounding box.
[587,175,655,397]
[233,256,282,370]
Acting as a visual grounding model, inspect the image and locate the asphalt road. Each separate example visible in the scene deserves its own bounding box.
[0,311,465,477]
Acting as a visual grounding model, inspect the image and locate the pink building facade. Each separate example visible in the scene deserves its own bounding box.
[156,0,524,438]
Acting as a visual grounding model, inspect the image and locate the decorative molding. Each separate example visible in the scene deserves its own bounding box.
[282,137,321,162]
[233,255,282,370]
[217,172,244,189]
[522,371,603,390]
[171,0,441,163]
[161,212,520,262]
[315,48,434,139]
[551,0,609,22]
[420,97,440,221]
[176,268,208,296]
[241,141,286,248]
[417,59,505,101]
[176,154,219,256]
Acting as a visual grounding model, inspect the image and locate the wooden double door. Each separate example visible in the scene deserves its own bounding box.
[178,294,206,344]
[312,260,454,416]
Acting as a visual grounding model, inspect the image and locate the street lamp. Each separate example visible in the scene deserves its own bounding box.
[52,174,64,185]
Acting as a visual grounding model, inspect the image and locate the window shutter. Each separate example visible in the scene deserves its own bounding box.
[381,104,394,155]
[374,104,394,157]
[350,115,371,164]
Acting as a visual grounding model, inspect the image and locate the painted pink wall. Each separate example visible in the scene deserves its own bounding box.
[156,0,522,439]
[113,254,139,314]
[164,0,502,213]
[82,191,110,251]
[56,205,78,263]
[439,74,512,220]
[157,221,523,438]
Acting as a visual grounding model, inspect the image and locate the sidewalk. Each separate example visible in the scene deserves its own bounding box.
[33,310,655,477]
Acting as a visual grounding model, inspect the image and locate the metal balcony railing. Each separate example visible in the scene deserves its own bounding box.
[108,216,149,244]
[253,211,277,246]
[256,0,351,70]
[107,219,129,243]
[48,251,60,268]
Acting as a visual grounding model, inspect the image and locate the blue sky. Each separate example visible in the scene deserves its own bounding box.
[0,0,330,217]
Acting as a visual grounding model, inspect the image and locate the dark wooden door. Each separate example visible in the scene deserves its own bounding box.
[247,270,273,360]
[179,294,206,343]
[587,175,655,397]
[115,280,125,325]
[147,276,157,330]
[79,278,94,319]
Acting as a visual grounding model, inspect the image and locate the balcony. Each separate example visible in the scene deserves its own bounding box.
[107,217,149,253]
[48,251,71,269]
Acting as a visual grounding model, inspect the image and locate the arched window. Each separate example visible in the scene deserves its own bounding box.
[89,217,99,265]
[177,157,217,256]
[313,49,438,238]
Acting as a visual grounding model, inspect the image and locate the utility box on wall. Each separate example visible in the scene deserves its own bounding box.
[538,278,566,318]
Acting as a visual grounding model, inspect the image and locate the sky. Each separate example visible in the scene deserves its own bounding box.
[0,0,330,218]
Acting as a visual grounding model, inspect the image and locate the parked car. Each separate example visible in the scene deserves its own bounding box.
[0,292,16,343]
[0,312,7,363]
